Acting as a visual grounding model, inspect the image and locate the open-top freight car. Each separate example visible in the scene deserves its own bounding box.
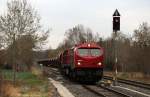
[59,42,104,83]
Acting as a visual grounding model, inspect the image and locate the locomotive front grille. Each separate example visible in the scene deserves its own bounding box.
[76,69,102,77]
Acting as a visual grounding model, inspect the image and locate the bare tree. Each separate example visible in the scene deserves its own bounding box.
[134,22,150,47]
[63,24,99,47]
[101,31,132,71]
[64,24,86,47]
[132,22,150,75]
[0,0,50,85]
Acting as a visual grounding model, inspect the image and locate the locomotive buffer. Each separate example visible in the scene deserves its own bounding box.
[112,9,120,86]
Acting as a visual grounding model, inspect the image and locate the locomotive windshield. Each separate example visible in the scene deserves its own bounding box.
[77,48,102,57]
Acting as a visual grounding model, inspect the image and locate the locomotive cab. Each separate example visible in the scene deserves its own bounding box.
[60,42,104,82]
[73,43,104,82]
[75,48,103,68]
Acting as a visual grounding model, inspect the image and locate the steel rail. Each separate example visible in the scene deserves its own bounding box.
[97,85,132,97]
[82,85,107,97]
[83,85,132,97]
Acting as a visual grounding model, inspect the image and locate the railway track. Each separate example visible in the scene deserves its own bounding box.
[44,67,130,97]
[103,76,150,90]
[82,85,106,97]
[82,85,132,97]
[44,67,150,97]
[99,85,132,97]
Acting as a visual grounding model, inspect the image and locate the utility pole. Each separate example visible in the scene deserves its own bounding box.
[0,67,3,96]
[112,9,120,86]
[13,33,16,86]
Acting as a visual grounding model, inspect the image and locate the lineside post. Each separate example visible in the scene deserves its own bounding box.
[112,9,120,86]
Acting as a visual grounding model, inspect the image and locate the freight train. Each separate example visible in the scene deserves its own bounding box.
[38,42,104,83]
[59,42,104,82]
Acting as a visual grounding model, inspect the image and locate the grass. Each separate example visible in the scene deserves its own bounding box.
[2,68,51,97]
[3,70,36,80]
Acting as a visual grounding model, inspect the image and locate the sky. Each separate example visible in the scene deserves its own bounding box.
[0,0,150,49]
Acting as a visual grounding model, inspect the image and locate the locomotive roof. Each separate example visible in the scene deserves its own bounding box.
[59,42,102,55]
[75,42,101,48]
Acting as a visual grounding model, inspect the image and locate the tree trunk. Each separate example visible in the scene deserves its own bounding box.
[0,69,3,96]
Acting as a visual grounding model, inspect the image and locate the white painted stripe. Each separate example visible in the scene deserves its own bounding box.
[51,67,58,71]
[48,78,75,97]
[113,85,150,97]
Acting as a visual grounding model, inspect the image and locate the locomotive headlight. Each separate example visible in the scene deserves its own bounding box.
[98,62,102,66]
[77,62,81,65]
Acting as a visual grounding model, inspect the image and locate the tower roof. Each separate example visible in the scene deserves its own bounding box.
[113,9,120,16]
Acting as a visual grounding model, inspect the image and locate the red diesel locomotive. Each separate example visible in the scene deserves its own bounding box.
[59,42,104,82]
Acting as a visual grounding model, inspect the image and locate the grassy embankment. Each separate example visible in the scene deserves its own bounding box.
[1,67,53,97]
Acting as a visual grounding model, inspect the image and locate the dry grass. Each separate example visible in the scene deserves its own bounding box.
[1,82,53,97]
[2,81,21,97]
[31,66,42,77]
[1,68,53,97]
